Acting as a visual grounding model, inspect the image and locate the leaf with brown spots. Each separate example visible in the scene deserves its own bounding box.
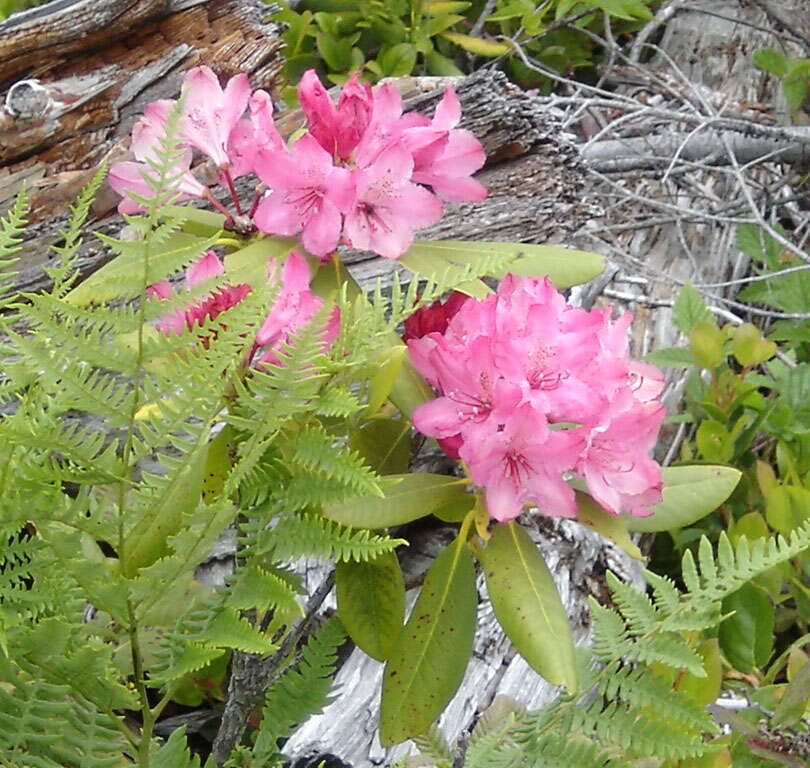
[379,537,477,745]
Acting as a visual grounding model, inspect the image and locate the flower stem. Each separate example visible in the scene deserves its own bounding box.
[204,189,234,224]
[222,168,244,215]
[248,184,266,219]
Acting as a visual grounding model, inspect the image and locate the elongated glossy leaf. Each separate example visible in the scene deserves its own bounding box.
[366,345,406,416]
[224,236,299,288]
[576,492,644,561]
[379,539,477,745]
[336,551,405,661]
[349,418,411,475]
[123,432,209,576]
[388,353,435,419]
[479,522,577,689]
[441,32,512,56]
[400,240,604,289]
[720,583,774,673]
[166,204,225,235]
[324,473,469,528]
[624,465,741,532]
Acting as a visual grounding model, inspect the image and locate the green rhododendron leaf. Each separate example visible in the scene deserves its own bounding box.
[400,240,604,290]
[720,583,774,673]
[576,492,644,561]
[365,345,406,417]
[349,418,411,475]
[479,522,578,690]
[123,431,210,576]
[224,236,299,288]
[324,473,469,528]
[624,465,741,532]
[380,538,477,745]
[336,551,405,661]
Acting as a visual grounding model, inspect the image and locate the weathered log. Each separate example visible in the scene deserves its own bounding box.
[582,126,810,173]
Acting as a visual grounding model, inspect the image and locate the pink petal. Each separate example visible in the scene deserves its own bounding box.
[335,72,373,158]
[412,398,470,439]
[282,251,313,292]
[485,479,523,522]
[221,73,251,133]
[186,251,225,288]
[226,119,257,179]
[326,165,356,213]
[302,200,342,257]
[148,281,173,300]
[355,144,413,198]
[249,90,283,151]
[299,69,339,156]
[254,195,303,237]
[433,88,461,130]
[414,173,487,204]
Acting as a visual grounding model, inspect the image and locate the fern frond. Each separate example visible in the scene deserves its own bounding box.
[412,724,453,768]
[252,617,346,760]
[256,513,406,563]
[290,426,382,498]
[0,666,127,768]
[313,385,364,417]
[47,162,109,297]
[571,699,707,759]
[597,662,716,733]
[225,562,302,617]
[150,727,202,768]
[0,186,28,313]
[512,732,613,768]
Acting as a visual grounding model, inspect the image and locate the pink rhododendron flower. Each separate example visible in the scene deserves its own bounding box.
[343,145,443,259]
[255,251,340,365]
[408,275,665,522]
[109,104,207,215]
[253,134,354,258]
[149,250,338,364]
[149,251,251,338]
[462,404,585,521]
[110,67,488,262]
[179,67,251,170]
[402,89,487,203]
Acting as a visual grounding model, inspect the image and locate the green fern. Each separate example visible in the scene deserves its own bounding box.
[0,185,28,313]
[248,512,406,563]
[447,526,810,767]
[252,617,346,760]
[0,665,128,768]
[46,162,109,297]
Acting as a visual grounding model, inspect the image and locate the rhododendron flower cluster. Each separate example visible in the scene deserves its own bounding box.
[149,250,337,363]
[407,275,666,522]
[110,66,486,260]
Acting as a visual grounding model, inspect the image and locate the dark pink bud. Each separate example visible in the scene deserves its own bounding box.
[403,291,469,342]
